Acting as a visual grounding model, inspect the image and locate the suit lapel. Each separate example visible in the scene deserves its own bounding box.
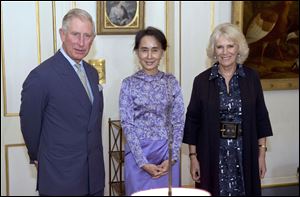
[52,52,92,112]
[83,62,103,130]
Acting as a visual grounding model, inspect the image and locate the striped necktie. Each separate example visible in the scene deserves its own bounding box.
[75,63,92,102]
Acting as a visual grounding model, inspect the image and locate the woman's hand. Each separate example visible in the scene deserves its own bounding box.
[142,163,165,178]
[157,160,172,176]
[258,138,267,178]
[190,156,200,183]
[258,149,267,178]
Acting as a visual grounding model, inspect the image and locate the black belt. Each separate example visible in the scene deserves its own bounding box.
[220,121,242,139]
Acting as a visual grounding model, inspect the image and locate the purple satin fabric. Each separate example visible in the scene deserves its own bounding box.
[125,139,180,196]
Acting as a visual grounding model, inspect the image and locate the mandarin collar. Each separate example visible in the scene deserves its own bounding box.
[134,70,164,82]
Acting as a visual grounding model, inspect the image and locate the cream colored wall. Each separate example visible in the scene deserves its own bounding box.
[262,90,299,185]
[1,1,299,196]
[1,57,5,195]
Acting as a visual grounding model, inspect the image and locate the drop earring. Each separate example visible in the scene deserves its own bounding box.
[237,54,241,62]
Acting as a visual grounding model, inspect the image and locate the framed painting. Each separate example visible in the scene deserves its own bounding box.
[97,1,144,35]
[232,1,299,90]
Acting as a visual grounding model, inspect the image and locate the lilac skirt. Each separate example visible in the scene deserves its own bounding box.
[125,139,180,196]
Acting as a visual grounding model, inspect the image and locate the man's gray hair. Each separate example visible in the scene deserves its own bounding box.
[62,8,95,35]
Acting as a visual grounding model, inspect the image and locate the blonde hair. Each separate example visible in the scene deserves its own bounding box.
[206,23,249,64]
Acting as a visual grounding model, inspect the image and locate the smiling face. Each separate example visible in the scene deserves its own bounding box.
[215,36,239,69]
[60,17,95,63]
[136,35,164,75]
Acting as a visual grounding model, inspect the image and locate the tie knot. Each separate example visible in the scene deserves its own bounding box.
[75,63,82,70]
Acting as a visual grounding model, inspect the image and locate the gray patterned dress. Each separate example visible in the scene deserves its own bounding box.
[210,64,245,196]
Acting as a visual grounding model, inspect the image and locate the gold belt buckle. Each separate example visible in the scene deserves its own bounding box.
[220,123,237,139]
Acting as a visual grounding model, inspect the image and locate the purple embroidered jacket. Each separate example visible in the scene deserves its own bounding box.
[119,70,184,167]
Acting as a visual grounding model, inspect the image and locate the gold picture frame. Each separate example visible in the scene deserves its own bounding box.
[232,1,299,90]
[97,1,145,35]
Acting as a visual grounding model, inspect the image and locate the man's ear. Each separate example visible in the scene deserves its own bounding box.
[59,28,65,42]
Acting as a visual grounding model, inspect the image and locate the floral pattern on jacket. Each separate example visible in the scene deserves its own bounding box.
[119,70,184,167]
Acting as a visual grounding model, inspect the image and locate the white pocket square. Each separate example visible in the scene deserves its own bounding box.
[98,84,103,92]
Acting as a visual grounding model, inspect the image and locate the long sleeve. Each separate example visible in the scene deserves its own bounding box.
[120,71,185,167]
[183,76,202,145]
[20,69,47,162]
[119,79,148,167]
[169,76,185,161]
[253,71,273,138]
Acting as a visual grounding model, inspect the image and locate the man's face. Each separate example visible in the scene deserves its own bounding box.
[60,17,95,63]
